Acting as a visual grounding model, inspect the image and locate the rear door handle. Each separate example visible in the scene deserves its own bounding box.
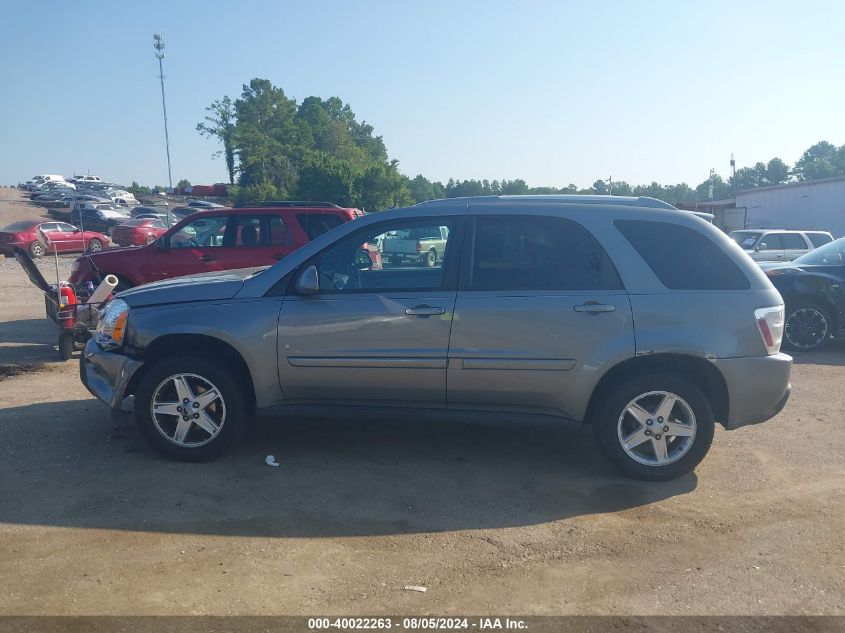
[199,254,216,263]
[405,305,446,317]
[574,303,616,314]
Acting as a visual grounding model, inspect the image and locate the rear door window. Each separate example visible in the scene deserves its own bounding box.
[782,233,808,250]
[615,220,750,290]
[296,213,345,241]
[466,216,622,291]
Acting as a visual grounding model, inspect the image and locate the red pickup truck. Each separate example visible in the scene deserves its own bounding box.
[69,203,366,291]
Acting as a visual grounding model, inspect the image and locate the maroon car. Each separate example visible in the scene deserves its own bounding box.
[68,203,366,292]
[110,218,169,247]
[0,220,109,258]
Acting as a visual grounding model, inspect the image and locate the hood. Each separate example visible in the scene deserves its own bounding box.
[116,267,265,308]
[757,261,800,273]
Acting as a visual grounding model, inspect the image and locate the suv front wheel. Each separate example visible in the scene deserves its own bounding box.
[593,374,715,481]
[134,356,248,461]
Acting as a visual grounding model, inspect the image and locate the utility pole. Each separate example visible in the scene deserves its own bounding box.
[607,175,613,196]
[153,33,173,189]
[730,153,736,193]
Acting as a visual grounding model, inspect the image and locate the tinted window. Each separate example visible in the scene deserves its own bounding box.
[794,237,845,266]
[297,213,344,241]
[467,216,621,291]
[234,216,263,247]
[782,234,807,250]
[3,221,37,231]
[615,220,750,290]
[759,234,783,250]
[313,219,456,293]
[268,216,293,246]
[807,233,832,248]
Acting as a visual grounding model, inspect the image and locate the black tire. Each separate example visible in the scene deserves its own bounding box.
[86,238,103,253]
[134,355,249,462]
[30,240,46,257]
[782,302,831,352]
[144,234,156,244]
[425,249,437,267]
[58,331,74,360]
[592,373,715,481]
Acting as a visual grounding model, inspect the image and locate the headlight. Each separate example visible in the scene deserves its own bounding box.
[96,299,129,349]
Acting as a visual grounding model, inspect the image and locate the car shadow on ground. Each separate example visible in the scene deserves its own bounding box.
[789,338,845,366]
[0,398,697,538]
[0,318,63,366]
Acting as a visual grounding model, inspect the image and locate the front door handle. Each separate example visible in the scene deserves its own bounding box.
[199,254,216,263]
[573,303,616,314]
[405,305,446,317]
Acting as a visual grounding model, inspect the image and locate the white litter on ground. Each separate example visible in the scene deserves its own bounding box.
[404,585,427,593]
[265,454,280,467]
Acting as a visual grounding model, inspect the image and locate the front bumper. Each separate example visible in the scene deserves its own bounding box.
[80,339,143,411]
[710,352,792,430]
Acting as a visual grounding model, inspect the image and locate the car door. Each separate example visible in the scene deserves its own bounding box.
[36,223,66,252]
[782,233,809,261]
[55,222,85,252]
[226,214,299,267]
[754,233,784,261]
[277,216,464,406]
[144,215,232,281]
[447,210,635,418]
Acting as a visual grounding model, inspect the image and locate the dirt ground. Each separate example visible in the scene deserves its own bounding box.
[0,188,842,616]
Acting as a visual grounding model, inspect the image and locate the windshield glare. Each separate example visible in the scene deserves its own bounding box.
[794,237,845,266]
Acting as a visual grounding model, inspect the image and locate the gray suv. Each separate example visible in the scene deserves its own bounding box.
[81,196,793,480]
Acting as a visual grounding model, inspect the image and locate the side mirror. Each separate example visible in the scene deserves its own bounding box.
[354,248,374,270]
[72,228,81,234]
[295,265,320,295]
[756,242,767,251]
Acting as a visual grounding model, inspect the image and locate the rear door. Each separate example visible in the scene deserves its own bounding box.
[228,213,299,266]
[782,233,810,261]
[277,216,464,406]
[447,210,634,418]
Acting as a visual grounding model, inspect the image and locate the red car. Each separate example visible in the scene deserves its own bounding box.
[69,203,368,292]
[110,218,169,247]
[0,220,109,258]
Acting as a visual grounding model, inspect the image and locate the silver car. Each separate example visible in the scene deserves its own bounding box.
[730,229,834,262]
[81,195,792,480]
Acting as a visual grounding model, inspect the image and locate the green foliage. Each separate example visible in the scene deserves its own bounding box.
[128,181,151,197]
[197,84,843,208]
[176,178,192,190]
[794,141,845,181]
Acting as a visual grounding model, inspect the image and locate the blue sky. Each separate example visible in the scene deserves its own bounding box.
[1,0,843,189]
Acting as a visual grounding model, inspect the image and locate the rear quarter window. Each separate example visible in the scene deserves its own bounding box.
[615,220,750,290]
[808,233,832,248]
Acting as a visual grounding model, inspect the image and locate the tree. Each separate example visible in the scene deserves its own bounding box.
[591,179,608,195]
[128,181,151,197]
[354,161,412,211]
[794,141,844,181]
[409,174,445,203]
[196,96,236,185]
[765,158,790,185]
[176,178,191,190]
[296,152,355,206]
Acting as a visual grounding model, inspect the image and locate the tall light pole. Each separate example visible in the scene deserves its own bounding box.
[153,33,173,189]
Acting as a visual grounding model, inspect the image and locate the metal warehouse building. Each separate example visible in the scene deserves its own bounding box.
[695,175,845,237]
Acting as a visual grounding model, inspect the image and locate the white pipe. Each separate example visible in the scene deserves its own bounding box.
[87,274,118,304]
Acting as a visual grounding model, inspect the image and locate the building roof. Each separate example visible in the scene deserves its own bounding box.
[735,174,845,196]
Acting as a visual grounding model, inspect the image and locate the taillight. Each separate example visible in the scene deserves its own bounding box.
[755,306,784,355]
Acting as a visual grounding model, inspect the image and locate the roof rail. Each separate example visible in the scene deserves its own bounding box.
[236,200,341,209]
[414,194,677,210]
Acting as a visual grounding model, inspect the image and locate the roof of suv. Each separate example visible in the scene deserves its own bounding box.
[414,195,677,210]
[194,204,364,217]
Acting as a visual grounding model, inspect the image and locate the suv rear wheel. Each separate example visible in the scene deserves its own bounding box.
[593,374,714,480]
[134,356,248,461]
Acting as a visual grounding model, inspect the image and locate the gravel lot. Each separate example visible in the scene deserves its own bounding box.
[0,188,843,616]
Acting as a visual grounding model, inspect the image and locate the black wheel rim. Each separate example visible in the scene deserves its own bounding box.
[785,307,828,350]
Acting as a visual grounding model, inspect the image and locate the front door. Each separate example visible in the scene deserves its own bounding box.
[277,216,464,406]
[146,215,232,281]
[447,211,635,419]
[754,233,785,261]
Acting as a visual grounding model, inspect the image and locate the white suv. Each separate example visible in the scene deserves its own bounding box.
[730,229,834,262]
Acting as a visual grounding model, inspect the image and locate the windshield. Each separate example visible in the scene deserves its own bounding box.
[793,237,845,266]
[730,231,762,248]
[3,221,37,231]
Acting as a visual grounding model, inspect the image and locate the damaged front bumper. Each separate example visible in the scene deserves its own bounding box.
[79,339,143,412]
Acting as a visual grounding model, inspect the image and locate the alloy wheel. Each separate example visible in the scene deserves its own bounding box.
[617,391,697,466]
[785,307,828,350]
[150,373,226,447]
